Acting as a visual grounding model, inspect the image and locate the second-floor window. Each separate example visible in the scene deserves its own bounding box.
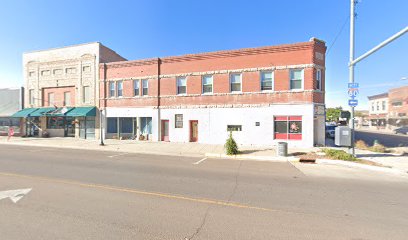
[230,73,242,92]
[134,80,140,96]
[371,103,374,111]
[376,102,380,110]
[261,71,273,91]
[66,67,77,74]
[202,75,213,94]
[316,69,322,90]
[109,82,115,97]
[142,79,148,96]
[290,69,303,90]
[382,101,386,110]
[29,89,34,105]
[177,77,187,95]
[83,86,90,103]
[117,81,123,97]
[64,92,71,106]
[48,92,54,106]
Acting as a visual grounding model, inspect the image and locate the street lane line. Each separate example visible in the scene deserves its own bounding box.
[193,158,207,165]
[0,171,281,213]
[107,153,129,158]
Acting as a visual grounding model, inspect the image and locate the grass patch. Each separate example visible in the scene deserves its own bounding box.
[322,149,358,161]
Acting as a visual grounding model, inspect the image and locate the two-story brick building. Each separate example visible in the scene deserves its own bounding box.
[12,42,126,139]
[99,38,326,147]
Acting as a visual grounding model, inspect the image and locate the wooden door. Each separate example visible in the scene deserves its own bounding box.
[190,120,198,142]
[161,120,169,141]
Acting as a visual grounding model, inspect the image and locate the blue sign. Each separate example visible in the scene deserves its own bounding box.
[348,99,358,107]
[348,88,359,98]
[348,83,359,88]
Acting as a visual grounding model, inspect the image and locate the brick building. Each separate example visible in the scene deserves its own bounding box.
[367,85,408,129]
[100,38,326,147]
[12,42,126,138]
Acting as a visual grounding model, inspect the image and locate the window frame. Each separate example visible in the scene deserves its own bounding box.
[48,92,54,106]
[260,71,274,91]
[117,81,123,97]
[202,75,213,94]
[83,86,90,103]
[274,116,302,140]
[227,125,242,131]
[109,82,115,98]
[175,114,183,128]
[177,76,187,95]
[289,69,304,91]
[229,73,242,92]
[142,79,149,96]
[63,91,71,106]
[316,69,322,91]
[29,89,34,105]
[133,79,140,96]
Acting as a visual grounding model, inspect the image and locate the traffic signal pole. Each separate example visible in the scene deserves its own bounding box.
[348,0,407,156]
[349,0,356,156]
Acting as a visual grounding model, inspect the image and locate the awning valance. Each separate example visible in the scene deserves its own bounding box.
[65,107,96,117]
[10,108,38,117]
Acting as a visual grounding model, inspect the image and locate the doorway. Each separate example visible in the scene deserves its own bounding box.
[161,120,169,141]
[65,117,75,137]
[190,120,198,142]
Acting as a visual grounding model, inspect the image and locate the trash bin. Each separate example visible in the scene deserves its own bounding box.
[277,142,288,157]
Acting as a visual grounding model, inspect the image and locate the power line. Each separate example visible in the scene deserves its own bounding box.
[326,14,350,56]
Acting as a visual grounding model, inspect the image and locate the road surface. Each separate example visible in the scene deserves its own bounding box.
[0,144,407,239]
[355,130,408,147]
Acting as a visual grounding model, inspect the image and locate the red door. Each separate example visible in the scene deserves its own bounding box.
[190,120,198,142]
[161,120,169,141]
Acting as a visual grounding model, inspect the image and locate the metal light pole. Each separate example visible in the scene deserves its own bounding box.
[349,0,356,156]
[99,109,104,146]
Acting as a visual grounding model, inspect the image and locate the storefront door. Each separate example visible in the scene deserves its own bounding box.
[64,117,75,137]
[190,120,198,142]
[161,120,169,141]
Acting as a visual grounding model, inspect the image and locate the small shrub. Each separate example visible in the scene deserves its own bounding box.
[355,140,368,150]
[369,143,387,153]
[322,148,357,161]
[225,131,239,155]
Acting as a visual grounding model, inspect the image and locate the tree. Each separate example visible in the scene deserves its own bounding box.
[225,131,239,155]
[326,107,342,122]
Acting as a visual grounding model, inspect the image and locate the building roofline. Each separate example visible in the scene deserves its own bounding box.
[103,38,325,68]
[23,42,102,54]
[367,92,388,100]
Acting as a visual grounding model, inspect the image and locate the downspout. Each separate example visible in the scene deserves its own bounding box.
[157,58,161,141]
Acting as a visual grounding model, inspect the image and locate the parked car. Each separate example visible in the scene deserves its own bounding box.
[325,125,336,138]
[393,126,408,135]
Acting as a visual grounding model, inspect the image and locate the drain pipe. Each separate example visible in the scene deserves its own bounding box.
[157,58,161,141]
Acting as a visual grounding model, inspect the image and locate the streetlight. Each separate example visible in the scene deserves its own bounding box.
[99,108,104,146]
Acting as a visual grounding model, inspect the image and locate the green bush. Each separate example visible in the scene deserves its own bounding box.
[322,149,357,161]
[225,131,239,155]
[370,143,387,153]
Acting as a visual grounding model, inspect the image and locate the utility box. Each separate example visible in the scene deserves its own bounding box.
[335,126,352,147]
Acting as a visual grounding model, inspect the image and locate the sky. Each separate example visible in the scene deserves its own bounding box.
[0,0,407,110]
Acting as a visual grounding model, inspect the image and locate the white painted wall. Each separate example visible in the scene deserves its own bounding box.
[105,104,317,148]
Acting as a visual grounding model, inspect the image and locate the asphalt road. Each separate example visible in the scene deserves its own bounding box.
[355,130,408,147]
[0,144,408,240]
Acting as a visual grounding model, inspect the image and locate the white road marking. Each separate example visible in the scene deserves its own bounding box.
[0,188,32,203]
[193,158,207,165]
[108,153,129,158]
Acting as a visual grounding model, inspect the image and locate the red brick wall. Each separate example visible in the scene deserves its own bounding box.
[100,39,326,108]
[388,86,408,117]
[42,86,75,107]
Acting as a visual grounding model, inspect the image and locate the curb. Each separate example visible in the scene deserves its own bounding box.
[204,153,300,162]
[315,159,408,176]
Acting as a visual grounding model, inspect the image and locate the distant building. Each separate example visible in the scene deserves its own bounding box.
[0,88,23,136]
[367,85,408,129]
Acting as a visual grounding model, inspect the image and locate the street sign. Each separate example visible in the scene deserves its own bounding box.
[348,83,359,88]
[348,88,359,98]
[348,99,358,107]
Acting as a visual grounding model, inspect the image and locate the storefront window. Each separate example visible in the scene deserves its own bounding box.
[107,118,118,133]
[120,118,133,133]
[274,116,302,140]
[47,117,65,129]
[141,117,152,134]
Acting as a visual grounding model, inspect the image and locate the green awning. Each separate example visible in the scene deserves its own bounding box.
[11,108,39,117]
[29,107,57,117]
[66,107,97,117]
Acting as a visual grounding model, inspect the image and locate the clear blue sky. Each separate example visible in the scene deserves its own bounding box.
[0,0,407,110]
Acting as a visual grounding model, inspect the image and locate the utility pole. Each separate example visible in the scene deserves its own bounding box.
[99,108,104,146]
[349,0,356,156]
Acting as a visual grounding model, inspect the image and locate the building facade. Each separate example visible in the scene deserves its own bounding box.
[0,88,23,136]
[367,85,408,129]
[367,93,389,128]
[100,38,326,147]
[13,42,126,138]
